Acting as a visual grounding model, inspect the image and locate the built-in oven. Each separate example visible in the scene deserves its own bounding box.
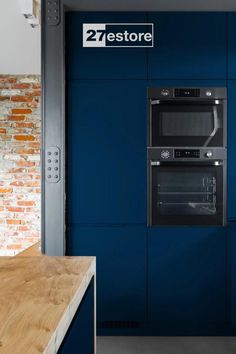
[148,148,227,226]
[148,87,227,148]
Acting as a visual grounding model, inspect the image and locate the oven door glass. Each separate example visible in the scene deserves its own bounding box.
[151,163,224,226]
[150,101,224,147]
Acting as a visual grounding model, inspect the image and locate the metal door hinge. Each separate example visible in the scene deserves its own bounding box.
[45,146,61,183]
[46,0,60,26]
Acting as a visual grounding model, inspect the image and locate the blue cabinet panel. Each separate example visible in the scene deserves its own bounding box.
[148,79,227,87]
[148,13,227,79]
[58,280,94,354]
[66,12,148,80]
[229,224,236,327]
[67,80,147,224]
[148,227,226,324]
[227,81,236,220]
[228,13,236,79]
[67,226,147,322]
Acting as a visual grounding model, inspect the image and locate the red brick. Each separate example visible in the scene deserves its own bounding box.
[28,142,40,148]
[25,181,40,187]
[8,78,17,83]
[14,122,34,128]
[11,108,32,115]
[7,244,22,249]
[0,135,12,141]
[0,128,6,134]
[10,181,24,187]
[11,96,33,102]
[0,188,13,193]
[7,219,25,225]
[14,135,35,141]
[16,161,35,167]
[17,201,35,206]
[25,90,41,97]
[8,168,26,173]
[18,225,30,232]
[0,96,10,101]
[8,115,25,121]
[12,83,31,89]
[7,207,25,212]
[15,148,35,154]
[0,77,16,83]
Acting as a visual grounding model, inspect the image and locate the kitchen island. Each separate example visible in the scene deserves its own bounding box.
[0,256,96,354]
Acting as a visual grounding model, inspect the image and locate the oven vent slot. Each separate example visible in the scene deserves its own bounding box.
[97,321,140,329]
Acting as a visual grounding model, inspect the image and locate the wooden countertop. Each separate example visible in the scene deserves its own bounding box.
[17,242,41,257]
[0,256,96,354]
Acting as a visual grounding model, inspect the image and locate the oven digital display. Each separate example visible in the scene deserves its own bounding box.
[174,149,200,158]
[174,88,200,97]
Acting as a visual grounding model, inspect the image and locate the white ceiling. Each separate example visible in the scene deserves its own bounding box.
[64,0,236,11]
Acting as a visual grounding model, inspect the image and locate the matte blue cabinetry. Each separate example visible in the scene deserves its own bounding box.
[227,81,236,220]
[147,13,227,79]
[148,79,226,88]
[148,227,227,325]
[66,11,236,335]
[228,13,236,79]
[67,226,147,322]
[67,80,147,225]
[229,224,236,327]
[66,12,148,80]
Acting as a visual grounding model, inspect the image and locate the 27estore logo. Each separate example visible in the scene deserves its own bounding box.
[83,23,154,48]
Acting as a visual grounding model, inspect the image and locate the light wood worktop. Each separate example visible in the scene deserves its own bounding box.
[0,256,96,354]
[17,242,41,257]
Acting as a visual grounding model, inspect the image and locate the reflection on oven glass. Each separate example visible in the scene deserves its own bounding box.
[157,172,217,216]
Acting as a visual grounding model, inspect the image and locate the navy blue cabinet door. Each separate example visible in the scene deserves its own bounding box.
[227,81,236,220]
[228,13,236,79]
[67,80,147,225]
[66,12,148,80]
[229,224,236,328]
[147,13,227,80]
[67,226,147,322]
[148,227,227,329]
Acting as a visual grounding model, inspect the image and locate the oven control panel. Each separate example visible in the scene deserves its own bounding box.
[149,148,226,161]
[174,149,200,158]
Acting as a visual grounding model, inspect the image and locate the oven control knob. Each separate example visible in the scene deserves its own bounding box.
[205,151,213,158]
[206,90,212,97]
[161,150,170,159]
[161,89,170,97]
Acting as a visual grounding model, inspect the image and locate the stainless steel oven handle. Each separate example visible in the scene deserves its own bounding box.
[204,106,219,146]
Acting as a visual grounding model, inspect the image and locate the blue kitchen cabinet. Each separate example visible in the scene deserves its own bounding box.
[148,227,227,332]
[67,80,147,225]
[229,224,236,328]
[228,13,236,79]
[67,225,147,323]
[58,279,94,354]
[147,13,227,80]
[227,81,236,220]
[148,79,227,88]
[66,12,148,80]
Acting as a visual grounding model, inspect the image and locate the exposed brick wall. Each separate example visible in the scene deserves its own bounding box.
[0,75,41,256]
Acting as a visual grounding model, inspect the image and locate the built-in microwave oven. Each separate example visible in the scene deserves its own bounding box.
[148,87,227,148]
